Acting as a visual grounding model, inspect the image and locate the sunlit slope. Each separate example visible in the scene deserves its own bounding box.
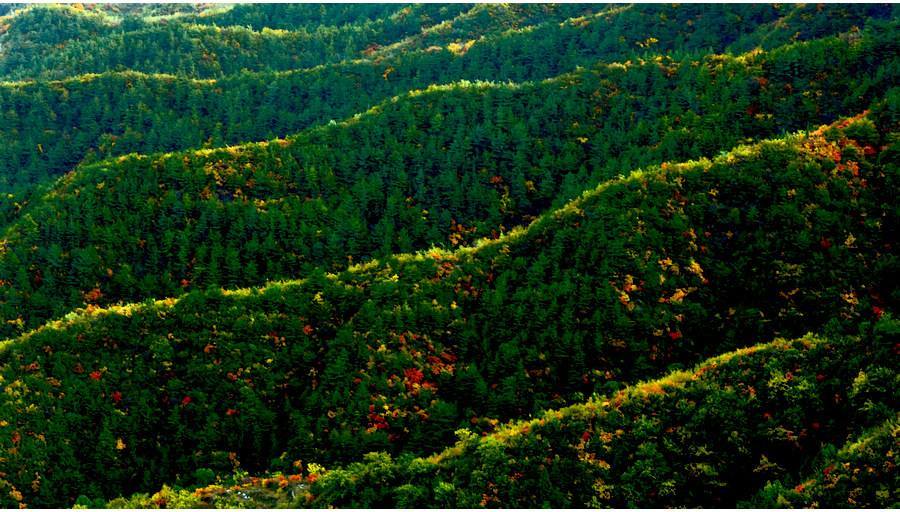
[104,322,899,508]
[0,5,895,510]
[0,4,468,81]
[374,3,893,59]
[745,414,899,508]
[295,318,898,508]
[113,321,900,509]
[2,10,895,191]
[728,3,897,53]
[1,31,897,337]
[187,3,471,32]
[368,3,599,56]
[0,5,210,80]
[0,116,895,507]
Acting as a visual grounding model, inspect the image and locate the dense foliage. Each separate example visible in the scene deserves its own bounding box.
[0,3,895,509]
[1,26,898,338]
[297,317,899,508]
[0,4,472,81]
[90,318,900,508]
[748,415,899,508]
[0,115,896,507]
[2,4,895,190]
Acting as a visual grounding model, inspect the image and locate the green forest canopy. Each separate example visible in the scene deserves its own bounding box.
[0,3,896,509]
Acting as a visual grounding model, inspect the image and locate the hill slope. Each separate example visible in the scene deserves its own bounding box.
[0,113,896,507]
[2,7,895,190]
[294,317,898,508]
[0,5,895,510]
[0,4,470,80]
[1,28,897,338]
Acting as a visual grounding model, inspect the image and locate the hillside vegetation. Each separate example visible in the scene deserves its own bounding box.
[1,4,895,190]
[1,113,897,507]
[299,317,899,508]
[1,26,898,339]
[0,3,895,509]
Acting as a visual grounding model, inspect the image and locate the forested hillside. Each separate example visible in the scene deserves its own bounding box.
[1,4,895,190]
[1,24,898,339]
[0,3,896,509]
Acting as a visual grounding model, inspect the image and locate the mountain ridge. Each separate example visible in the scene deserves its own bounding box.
[0,4,895,508]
